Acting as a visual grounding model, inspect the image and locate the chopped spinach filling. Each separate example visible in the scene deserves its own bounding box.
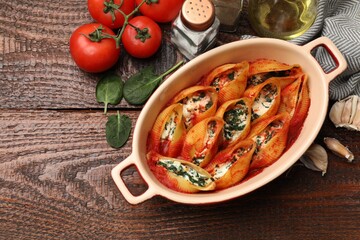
[205,100,213,110]
[208,120,217,137]
[161,112,178,140]
[211,71,236,91]
[248,70,291,86]
[253,121,283,154]
[190,91,206,102]
[251,112,260,121]
[228,71,235,80]
[193,157,205,166]
[211,78,220,87]
[224,108,247,140]
[157,160,211,187]
[251,84,277,121]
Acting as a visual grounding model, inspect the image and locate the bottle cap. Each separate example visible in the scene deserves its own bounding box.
[181,0,215,31]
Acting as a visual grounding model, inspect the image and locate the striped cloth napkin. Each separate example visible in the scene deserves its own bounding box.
[242,0,360,100]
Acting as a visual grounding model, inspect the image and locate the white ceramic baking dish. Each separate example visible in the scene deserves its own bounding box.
[112,37,347,205]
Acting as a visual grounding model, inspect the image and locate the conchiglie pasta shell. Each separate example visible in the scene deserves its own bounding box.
[278,77,303,117]
[205,139,256,190]
[170,86,218,130]
[181,116,224,167]
[267,74,301,89]
[286,75,311,147]
[201,61,249,105]
[243,78,281,125]
[148,103,186,157]
[215,98,252,148]
[248,59,303,87]
[247,113,291,170]
[249,59,299,75]
[147,151,215,193]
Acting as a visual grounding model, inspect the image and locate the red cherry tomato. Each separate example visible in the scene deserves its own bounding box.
[88,0,135,29]
[122,16,162,58]
[135,0,184,23]
[69,23,120,73]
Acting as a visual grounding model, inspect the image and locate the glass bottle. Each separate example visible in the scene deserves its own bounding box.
[248,0,318,40]
[171,0,220,60]
[212,0,244,32]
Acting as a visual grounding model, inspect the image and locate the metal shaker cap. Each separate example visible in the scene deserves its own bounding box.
[181,0,215,31]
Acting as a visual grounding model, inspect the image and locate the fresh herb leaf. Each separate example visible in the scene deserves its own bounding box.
[123,65,158,105]
[106,111,132,148]
[96,73,124,114]
[123,61,183,105]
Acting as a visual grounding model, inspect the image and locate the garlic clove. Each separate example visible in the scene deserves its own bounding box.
[349,95,359,124]
[352,98,360,127]
[329,99,344,126]
[299,143,328,176]
[323,137,355,162]
[341,97,352,124]
[329,95,360,131]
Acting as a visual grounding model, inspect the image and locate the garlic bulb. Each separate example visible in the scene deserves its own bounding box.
[299,144,328,176]
[329,95,360,131]
[324,137,355,162]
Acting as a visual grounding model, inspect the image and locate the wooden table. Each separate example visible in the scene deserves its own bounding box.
[1,1,359,239]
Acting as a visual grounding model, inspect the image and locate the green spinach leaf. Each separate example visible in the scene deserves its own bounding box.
[96,73,124,114]
[106,111,132,148]
[123,61,183,105]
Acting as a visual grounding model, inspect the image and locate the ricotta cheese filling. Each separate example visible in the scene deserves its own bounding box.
[211,70,238,91]
[252,121,283,153]
[252,83,278,121]
[223,100,248,141]
[213,146,252,180]
[192,120,217,165]
[182,91,213,129]
[161,111,178,142]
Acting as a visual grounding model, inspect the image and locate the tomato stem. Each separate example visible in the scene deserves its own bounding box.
[128,23,151,43]
[113,0,149,48]
[103,0,123,23]
[83,25,117,42]
[91,0,158,48]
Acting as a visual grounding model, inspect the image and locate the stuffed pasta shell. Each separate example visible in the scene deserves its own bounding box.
[181,117,224,167]
[248,59,303,88]
[247,113,291,170]
[201,61,249,105]
[215,98,252,148]
[244,78,282,125]
[147,151,216,193]
[148,103,186,157]
[279,74,310,147]
[170,86,218,130]
[205,139,256,190]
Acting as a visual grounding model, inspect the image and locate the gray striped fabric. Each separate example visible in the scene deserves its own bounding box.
[241,0,360,100]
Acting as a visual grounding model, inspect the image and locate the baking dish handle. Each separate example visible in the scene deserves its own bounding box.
[302,36,347,83]
[111,154,156,205]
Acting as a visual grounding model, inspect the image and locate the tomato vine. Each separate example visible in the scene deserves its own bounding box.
[87,0,157,48]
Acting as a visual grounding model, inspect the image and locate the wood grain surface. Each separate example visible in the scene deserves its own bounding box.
[1,0,359,239]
